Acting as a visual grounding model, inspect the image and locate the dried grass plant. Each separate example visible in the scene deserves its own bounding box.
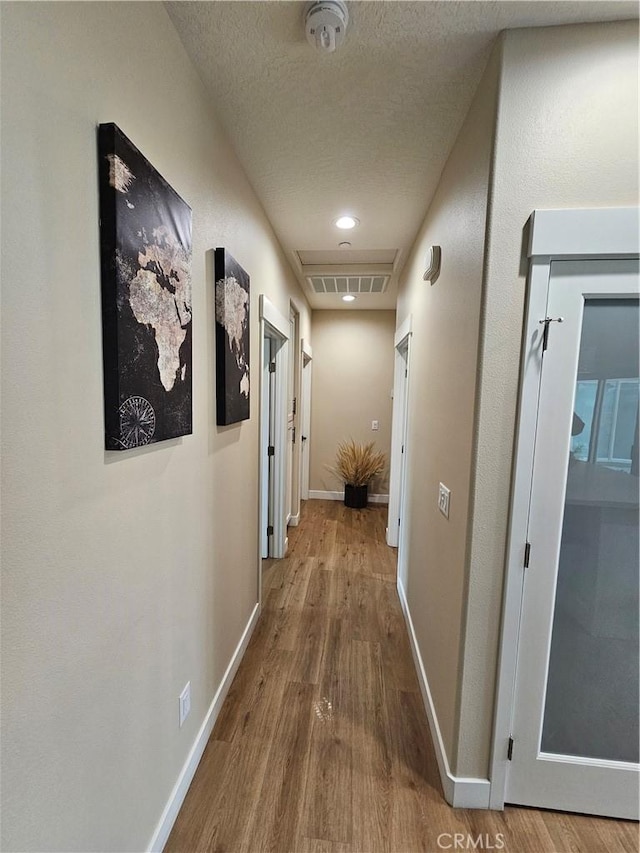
[329,439,386,487]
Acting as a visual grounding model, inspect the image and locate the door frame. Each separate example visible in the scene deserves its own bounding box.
[300,339,313,501]
[287,302,301,527]
[387,315,412,553]
[258,295,290,598]
[489,207,640,809]
[260,334,274,561]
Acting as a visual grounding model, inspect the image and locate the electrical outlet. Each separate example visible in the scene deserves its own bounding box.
[371,420,379,431]
[179,682,191,728]
[438,483,450,519]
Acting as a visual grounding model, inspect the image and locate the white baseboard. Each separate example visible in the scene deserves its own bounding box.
[147,602,261,851]
[288,513,300,527]
[396,580,491,809]
[308,489,389,505]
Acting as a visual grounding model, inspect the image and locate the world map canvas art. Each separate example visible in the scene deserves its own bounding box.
[98,123,192,450]
[215,248,250,425]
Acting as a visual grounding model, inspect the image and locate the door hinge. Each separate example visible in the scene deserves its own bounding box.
[398,517,401,527]
[524,541,531,569]
[269,361,276,373]
[507,736,514,761]
[292,396,297,416]
[292,426,296,444]
[267,445,275,457]
[405,368,408,378]
[267,525,274,537]
[539,317,563,353]
[401,444,404,454]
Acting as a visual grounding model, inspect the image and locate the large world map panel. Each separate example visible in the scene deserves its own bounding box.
[214,248,250,425]
[98,123,192,450]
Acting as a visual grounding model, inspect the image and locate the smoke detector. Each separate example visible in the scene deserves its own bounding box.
[305,1,349,54]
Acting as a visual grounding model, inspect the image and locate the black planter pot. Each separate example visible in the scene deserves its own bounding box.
[344,483,368,509]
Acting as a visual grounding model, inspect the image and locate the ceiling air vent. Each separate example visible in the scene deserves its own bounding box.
[306,275,389,295]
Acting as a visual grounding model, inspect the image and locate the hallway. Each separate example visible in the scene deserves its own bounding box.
[165,501,637,853]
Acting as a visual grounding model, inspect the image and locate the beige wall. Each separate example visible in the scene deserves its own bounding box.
[0,3,310,851]
[309,310,396,496]
[459,20,639,778]
[397,18,638,783]
[395,44,501,768]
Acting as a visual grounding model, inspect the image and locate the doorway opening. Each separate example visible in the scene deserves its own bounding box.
[259,296,290,598]
[300,340,313,501]
[286,303,301,527]
[387,317,412,590]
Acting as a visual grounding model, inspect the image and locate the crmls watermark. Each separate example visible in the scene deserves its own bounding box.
[437,833,506,850]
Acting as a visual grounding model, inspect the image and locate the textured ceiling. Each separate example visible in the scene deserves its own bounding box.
[166,0,637,309]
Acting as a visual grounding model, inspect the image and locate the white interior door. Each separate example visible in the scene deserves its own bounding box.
[507,259,639,819]
[259,295,290,564]
[286,306,298,525]
[260,336,272,559]
[387,333,411,552]
[300,350,312,501]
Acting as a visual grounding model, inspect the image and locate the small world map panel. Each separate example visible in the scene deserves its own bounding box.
[98,123,192,450]
[214,248,250,425]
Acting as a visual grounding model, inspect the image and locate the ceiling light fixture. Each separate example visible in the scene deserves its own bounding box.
[304,1,349,55]
[335,215,359,230]
[342,294,356,302]
[339,241,351,248]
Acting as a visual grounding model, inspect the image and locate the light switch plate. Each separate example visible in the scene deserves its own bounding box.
[179,682,191,727]
[438,483,450,519]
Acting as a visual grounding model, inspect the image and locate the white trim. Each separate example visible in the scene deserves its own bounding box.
[259,294,289,339]
[308,489,389,504]
[394,313,413,348]
[286,302,301,532]
[300,355,312,501]
[147,603,261,852]
[259,295,290,565]
[260,335,271,561]
[490,206,640,810]
[397,580,490,809]
[387,322,412,549]
[488,257,548,808]
[270,335,289,560]
[395,332,412,588]
[528,208,639,258]
[270,336,290,560]
[301,338,312,361]
[288,513,300,527]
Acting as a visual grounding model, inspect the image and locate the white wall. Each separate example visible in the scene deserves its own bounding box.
[397,17,639,785]
[309,310,396,497]
[395,44,501,768]
[459,19,640,777]
[0,3,310,851]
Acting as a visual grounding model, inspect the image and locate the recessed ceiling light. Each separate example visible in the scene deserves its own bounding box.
[342,294,356,302]
[335,216,359,230]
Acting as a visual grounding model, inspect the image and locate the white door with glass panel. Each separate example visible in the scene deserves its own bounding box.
[507,259,639,819]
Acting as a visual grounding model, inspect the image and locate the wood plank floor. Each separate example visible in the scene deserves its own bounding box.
[166,500,638,853]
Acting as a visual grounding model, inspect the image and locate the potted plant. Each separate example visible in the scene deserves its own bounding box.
[330,439,386,508]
